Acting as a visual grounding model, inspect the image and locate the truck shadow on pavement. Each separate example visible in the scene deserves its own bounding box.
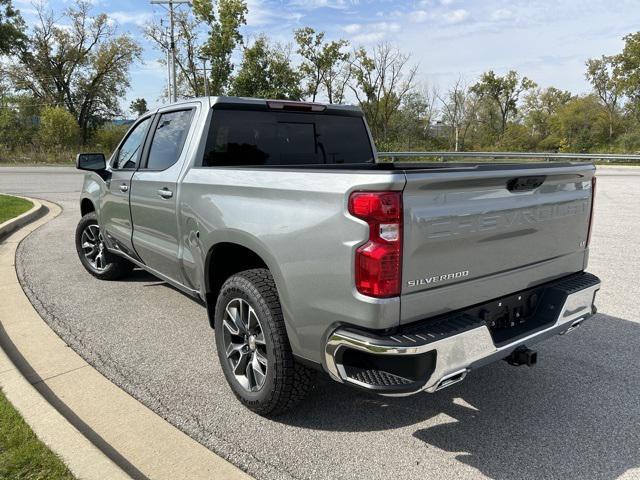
[127,269,206,305]
[281,313,640,480]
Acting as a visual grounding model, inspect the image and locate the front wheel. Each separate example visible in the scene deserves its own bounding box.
[214,269,314,415]
[75,212,134,280]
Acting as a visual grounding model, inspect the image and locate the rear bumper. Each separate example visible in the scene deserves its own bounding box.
[323,272,601,395]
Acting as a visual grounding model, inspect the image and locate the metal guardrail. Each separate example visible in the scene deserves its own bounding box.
[377,152,640,163]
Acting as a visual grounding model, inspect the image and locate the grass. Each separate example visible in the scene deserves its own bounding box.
[0,195,33,225]
[0,390,75,480]
[0,147,77,165]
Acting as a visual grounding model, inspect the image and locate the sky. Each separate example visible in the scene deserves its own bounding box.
[12,0,640,115]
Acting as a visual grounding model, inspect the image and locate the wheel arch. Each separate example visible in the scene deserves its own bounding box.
[79,173,105,220]
[202,238,300,344]
[80,197,96,217]
[204,241,269,303]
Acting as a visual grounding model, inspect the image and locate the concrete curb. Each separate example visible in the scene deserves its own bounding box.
[0,197,251,480]
[0,195,45,240]
[0,198,129,479]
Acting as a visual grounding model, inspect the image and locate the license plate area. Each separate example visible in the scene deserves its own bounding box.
[464,285,549,345]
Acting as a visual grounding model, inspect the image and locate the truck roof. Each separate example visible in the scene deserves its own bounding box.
[158,96,363,115]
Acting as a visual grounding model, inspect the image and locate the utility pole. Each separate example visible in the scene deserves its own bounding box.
[199,56,209,97]
[150,0,191,103]
[166,40,172,100]
[169,1,177,102]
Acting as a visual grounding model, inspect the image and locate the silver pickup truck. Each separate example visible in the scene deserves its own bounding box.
[75,96,600,415]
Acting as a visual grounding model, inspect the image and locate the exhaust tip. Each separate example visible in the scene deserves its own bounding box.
[506,347,537,367]
[561,318,585,335]
[435,369,468,391]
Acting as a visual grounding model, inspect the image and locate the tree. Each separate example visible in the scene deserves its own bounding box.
[294,27,349,103]
[551,95,609,152]
[523,87,573,136]
[130,98,148,117]
[8,1,141,142]
[586,56,621,139]
[193,0,247,95]
[386,88,439,151]
[0,0,24,55]
[349,43,418,147]
[470,70,537,137]
[614,32,640,118]
[230,36,301,100]
[456,92,482,150]
[38,106,80,148]
[438,77,479,151]
[466,94,501,148]
[320,42,351,104]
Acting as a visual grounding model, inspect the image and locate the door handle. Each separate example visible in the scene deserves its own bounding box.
[119,184,129,193]
[507,176,546,192]
[158,188,173,199]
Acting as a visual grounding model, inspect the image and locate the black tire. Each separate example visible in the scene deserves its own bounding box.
[75,212,134,280]
[214,268,315,415]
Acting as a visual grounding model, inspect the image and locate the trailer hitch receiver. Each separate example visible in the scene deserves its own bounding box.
[505,347,537,367]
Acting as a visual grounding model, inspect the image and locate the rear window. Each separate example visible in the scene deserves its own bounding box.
[202,109,374,167]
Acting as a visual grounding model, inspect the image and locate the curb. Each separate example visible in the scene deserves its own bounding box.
[0,197,252,480]
[0,195,45,240]
[0,197,129,479]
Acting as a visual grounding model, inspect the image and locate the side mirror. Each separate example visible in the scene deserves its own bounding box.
[76,153,106,171]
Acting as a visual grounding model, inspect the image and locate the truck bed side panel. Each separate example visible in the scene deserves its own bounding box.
[179,168,406,363]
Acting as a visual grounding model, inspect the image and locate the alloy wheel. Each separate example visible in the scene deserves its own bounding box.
[81,224,108,272]
[222,298,268,392]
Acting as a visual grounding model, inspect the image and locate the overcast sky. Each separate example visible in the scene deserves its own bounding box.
[13,0,640,114]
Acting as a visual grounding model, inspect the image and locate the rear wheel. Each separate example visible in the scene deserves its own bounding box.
[75,212,134,280]
[214,269,314,415]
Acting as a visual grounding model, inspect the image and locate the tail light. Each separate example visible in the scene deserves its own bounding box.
[587,176,597,247]
[348,191,403,298]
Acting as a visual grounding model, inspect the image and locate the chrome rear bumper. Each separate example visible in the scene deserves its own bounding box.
[323,272,600,395]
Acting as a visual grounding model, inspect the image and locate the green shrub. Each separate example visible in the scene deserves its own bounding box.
[38,107,80,148]
[496,123,538,151]
[0,109,37,150]
[90,124,129,154]
[0,109,21,150]
[537,134,563,151]
[614,130,640,152]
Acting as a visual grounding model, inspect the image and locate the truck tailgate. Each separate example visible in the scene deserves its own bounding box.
[400,164,595,324]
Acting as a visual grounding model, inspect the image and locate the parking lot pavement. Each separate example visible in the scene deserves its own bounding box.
[3,166,640,480]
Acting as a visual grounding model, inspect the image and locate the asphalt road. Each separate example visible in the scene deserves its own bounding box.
[2,166,640,480]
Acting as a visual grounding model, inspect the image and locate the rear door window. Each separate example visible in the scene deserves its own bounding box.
[202,109,374,167]
[144,109,194,171]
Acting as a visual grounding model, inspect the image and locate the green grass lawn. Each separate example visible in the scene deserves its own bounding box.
[0,195,33,225]
[0,390,75,479]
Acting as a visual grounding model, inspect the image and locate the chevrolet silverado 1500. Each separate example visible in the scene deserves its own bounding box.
[75,97,600,415]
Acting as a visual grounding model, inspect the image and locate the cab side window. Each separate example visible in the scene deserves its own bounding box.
[145,110,194,171]
[113,117,152,170]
